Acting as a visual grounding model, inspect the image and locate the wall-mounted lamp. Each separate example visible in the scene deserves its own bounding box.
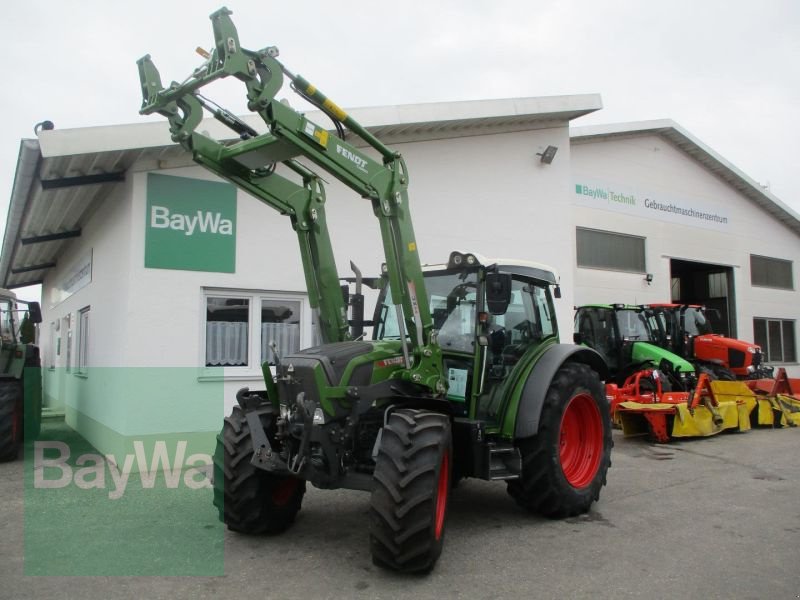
[536,145,558,164]
[34,120,54,135]
[645,273,654,285]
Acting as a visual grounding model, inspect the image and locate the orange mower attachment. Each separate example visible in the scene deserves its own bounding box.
[606,372,755,443]
[744,368,800,428]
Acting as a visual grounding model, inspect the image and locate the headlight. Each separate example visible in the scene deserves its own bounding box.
[747,346,757,354]
[313,407,326,425]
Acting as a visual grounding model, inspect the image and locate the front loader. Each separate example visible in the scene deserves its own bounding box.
[139,7,611,573]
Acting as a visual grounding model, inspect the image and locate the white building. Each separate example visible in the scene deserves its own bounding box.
[2,95,798,458]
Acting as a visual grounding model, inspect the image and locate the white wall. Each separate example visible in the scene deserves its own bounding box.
[126,167,315,414]
[41,176,133,420]
[118,125,576,413]
[39,122,800,434]
[571,134,800,373]
[322,126,577,335]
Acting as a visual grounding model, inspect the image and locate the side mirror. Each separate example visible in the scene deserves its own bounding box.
[27,302,42,324]
[485,273,512,315]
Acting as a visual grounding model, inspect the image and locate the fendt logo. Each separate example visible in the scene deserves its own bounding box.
[336,145,368,173]
[150,206,234,236]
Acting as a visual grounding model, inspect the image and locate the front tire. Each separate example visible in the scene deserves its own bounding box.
[508,362,612,518]
[212,405,305,534]
[0,380,23,462]
[369,409,452,573]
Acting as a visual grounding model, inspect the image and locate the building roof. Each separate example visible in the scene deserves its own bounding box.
[0,94,601,289]
[570,119,800,236]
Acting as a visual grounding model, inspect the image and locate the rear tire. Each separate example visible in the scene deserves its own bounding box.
[23,350,42,440]
[697,364,735,381]
[369,409,452,573]
[212,405,305,534]
[0,380,22,463]
[711,365,736,381]
[508,362,612,518]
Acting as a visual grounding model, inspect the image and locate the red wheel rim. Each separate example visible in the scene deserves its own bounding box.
[434,451,450,540]
[559,393,603,489]
[272,478,299,506]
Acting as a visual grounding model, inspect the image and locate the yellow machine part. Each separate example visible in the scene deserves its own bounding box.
[671,380,757,438]
[710,378,800,427]
[612,379,800,440]
[756,395,800,427]
[615,379,758,440]
[671,400,753,438]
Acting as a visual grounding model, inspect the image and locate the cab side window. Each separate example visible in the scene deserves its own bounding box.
[487,279,554,370]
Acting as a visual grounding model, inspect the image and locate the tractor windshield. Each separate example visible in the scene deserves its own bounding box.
[616,309,654,341]
[683,307,713,336]
[375,270,478,353]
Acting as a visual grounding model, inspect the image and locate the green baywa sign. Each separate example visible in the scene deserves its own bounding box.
[145,173,237,272]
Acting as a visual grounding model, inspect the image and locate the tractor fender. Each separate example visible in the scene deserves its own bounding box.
[514,344,608,439]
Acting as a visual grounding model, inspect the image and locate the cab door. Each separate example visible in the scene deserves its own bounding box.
[476,277,557,422]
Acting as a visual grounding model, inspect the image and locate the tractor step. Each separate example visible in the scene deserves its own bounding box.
[485,443,521,481]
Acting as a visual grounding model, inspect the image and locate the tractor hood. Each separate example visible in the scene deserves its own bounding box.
[694,334,758,354]
[693,334,760,374]
[630,341,695,374]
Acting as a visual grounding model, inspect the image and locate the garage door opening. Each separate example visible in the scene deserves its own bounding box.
[669,259,736,337]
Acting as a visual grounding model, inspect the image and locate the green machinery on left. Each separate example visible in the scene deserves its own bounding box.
[0,289,42,461]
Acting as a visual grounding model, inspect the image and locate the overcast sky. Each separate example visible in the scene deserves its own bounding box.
[2,1,798,300]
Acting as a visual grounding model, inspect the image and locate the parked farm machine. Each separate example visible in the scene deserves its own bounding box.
[139,7,612,572]
[575,302,798,442]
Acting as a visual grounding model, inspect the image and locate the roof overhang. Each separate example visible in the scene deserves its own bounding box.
[1,94,601,288]
[570,119,800,236]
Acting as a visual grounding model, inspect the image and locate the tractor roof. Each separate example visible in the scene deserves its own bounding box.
[647,303,703,309]
[577,304,643,311]
[423,252,559,285]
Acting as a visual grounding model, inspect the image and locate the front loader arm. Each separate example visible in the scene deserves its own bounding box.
[137,7,445,394]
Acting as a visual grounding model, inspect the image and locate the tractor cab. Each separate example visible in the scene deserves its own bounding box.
[0,289,43,461]
[574,304,694,389]
[647,304,713,355]
[374,252,561,424]
[646,303,770,379]
[0,289,42,375]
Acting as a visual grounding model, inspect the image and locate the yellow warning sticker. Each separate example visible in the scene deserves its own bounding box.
[408,242,417,252]
[322,98,348,122]
[306,84,317,95]
[314,129,329,148]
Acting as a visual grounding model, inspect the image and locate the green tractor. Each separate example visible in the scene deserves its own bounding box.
[139,7,612,573]
[0,288,43,461]
[574,304,695,391]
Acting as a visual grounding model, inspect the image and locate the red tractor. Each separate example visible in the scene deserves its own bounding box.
[646,304,772,380]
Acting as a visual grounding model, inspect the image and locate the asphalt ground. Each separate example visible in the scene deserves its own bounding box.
[1,423,799,599]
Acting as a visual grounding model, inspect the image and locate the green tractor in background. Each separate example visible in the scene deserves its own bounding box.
[139,8,612,573]
[0,288,43,461]
[574,304,695,392]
